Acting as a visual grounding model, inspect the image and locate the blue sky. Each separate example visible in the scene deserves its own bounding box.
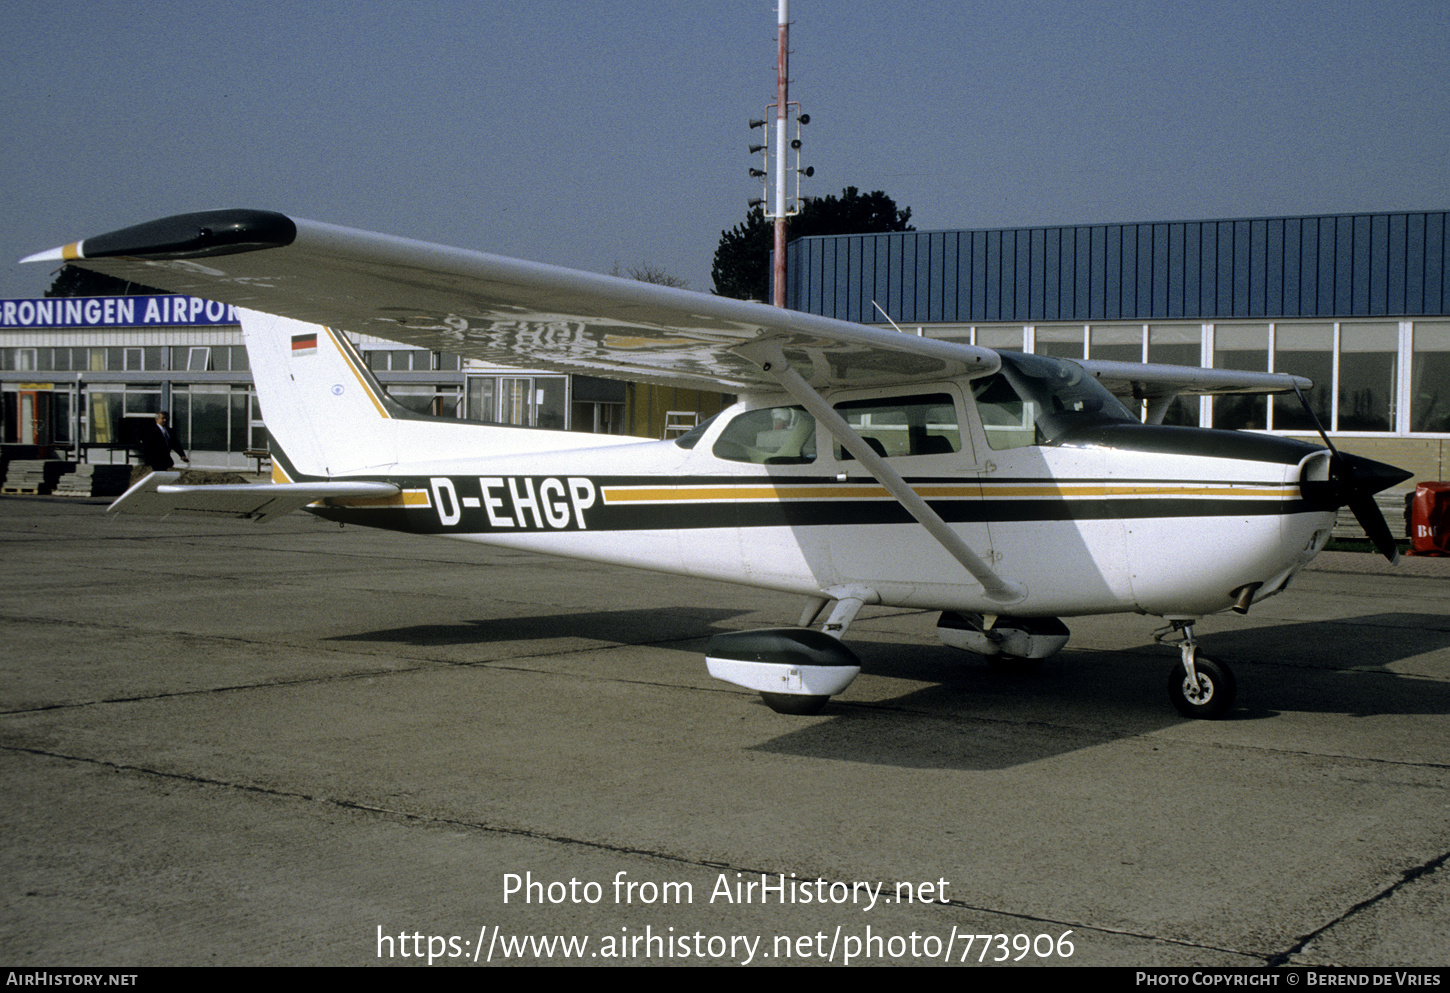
[4,0,1447,299]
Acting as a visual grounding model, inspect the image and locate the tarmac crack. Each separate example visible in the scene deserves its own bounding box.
[1126,733,1450,775]
[1264,847,1450,967]
[10,628,1450,782]
[7,616,1449,780]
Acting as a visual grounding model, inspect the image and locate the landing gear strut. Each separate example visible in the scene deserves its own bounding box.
[1153,621,1236,719]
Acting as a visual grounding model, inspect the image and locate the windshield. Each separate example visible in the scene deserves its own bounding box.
[673,412,721,449]
[973,352,1135,449]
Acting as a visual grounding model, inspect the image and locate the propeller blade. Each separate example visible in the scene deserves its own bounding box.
[1292,381,1410,562]
[1348,492,1400,564]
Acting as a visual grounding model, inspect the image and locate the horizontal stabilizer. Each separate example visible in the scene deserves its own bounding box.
[108,472,399,523]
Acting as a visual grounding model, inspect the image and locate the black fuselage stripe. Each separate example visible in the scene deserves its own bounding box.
[309,494,1318,534]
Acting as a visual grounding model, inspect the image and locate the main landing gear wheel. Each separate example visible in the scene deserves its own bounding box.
[761,692,830,716]
[1167,653,1236,719]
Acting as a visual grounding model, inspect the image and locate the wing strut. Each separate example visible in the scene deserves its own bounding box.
[737,339,1025,605]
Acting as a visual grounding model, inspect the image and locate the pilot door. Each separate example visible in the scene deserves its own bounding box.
[966,369,1129,613]
[824,386,992,597]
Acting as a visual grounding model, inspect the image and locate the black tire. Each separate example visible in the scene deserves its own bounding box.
[986,654,1044,676]
[761,692,829,715]
[1167,656,1236,719]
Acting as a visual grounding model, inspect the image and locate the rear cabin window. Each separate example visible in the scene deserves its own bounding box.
[711,406,816,464]
[832,393,960,460]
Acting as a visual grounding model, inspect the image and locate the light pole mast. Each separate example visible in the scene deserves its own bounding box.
[772,0,790,308]
[748,1,810,308]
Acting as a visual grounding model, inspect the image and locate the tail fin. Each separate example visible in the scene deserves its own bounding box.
[242,309,642,480]
[242,309,399,477]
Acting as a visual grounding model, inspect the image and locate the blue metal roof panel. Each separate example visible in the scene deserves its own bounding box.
[785,210,1450,320]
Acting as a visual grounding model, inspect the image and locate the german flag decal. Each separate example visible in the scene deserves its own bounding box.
[291,332,318,356]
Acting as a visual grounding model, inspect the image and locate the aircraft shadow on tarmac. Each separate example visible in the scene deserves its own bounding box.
[324,607,1449,771]
[324,607,754,648]
[1187,611,1450,718]
[748,612,1450,770]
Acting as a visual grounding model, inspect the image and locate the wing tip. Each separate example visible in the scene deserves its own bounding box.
[19,241,81,264]
[22,210,295,266]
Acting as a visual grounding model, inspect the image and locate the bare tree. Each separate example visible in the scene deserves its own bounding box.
[611,261,690,289]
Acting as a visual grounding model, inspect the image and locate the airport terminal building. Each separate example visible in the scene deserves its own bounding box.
[784,209,1448,483]
[0,295,631,469]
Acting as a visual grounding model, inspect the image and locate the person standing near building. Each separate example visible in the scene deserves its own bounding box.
[138,411,189,471]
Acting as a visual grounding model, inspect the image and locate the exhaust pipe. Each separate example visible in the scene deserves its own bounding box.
[1230,582,1262,615]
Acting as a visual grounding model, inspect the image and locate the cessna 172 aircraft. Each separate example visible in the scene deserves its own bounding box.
[23,210,1411,719]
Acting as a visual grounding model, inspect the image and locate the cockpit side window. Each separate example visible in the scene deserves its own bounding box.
[973,374,1040,450]
[832,393,961,460]
[711,406,816,464]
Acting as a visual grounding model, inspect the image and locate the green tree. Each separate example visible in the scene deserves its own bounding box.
[710,209,774,302]
[711,186,914,301]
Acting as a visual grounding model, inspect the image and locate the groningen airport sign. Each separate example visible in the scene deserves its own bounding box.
[0,296,239,329]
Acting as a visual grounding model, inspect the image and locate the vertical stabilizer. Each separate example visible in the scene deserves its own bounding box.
[241,309,397,477]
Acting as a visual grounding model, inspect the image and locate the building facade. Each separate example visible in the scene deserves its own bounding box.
[784,210,1449,482]
[0,295,629,468]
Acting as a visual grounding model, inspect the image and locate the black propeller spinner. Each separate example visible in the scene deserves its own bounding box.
[1292,383,1412,562]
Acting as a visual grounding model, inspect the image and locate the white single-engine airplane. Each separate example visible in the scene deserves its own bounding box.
[24,210,1410,719]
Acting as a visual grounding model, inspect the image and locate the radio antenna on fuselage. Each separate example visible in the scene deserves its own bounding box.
[872,299,921,335]
[870,300,904,334]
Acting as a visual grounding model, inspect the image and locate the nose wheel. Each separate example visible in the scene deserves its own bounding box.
[1155,622,1236,719]
[1168,649,1235,718]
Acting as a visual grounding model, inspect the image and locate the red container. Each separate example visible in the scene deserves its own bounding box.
[1409,482,1450,555]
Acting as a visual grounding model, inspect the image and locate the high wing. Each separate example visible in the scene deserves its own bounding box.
[22,209,998,392]
[1078,359,1309,424]
[1080,359,1309,406]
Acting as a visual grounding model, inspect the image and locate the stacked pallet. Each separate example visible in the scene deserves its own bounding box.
[1,459,59,494]
[52,463,133,497]
[1333,490,1413,541]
